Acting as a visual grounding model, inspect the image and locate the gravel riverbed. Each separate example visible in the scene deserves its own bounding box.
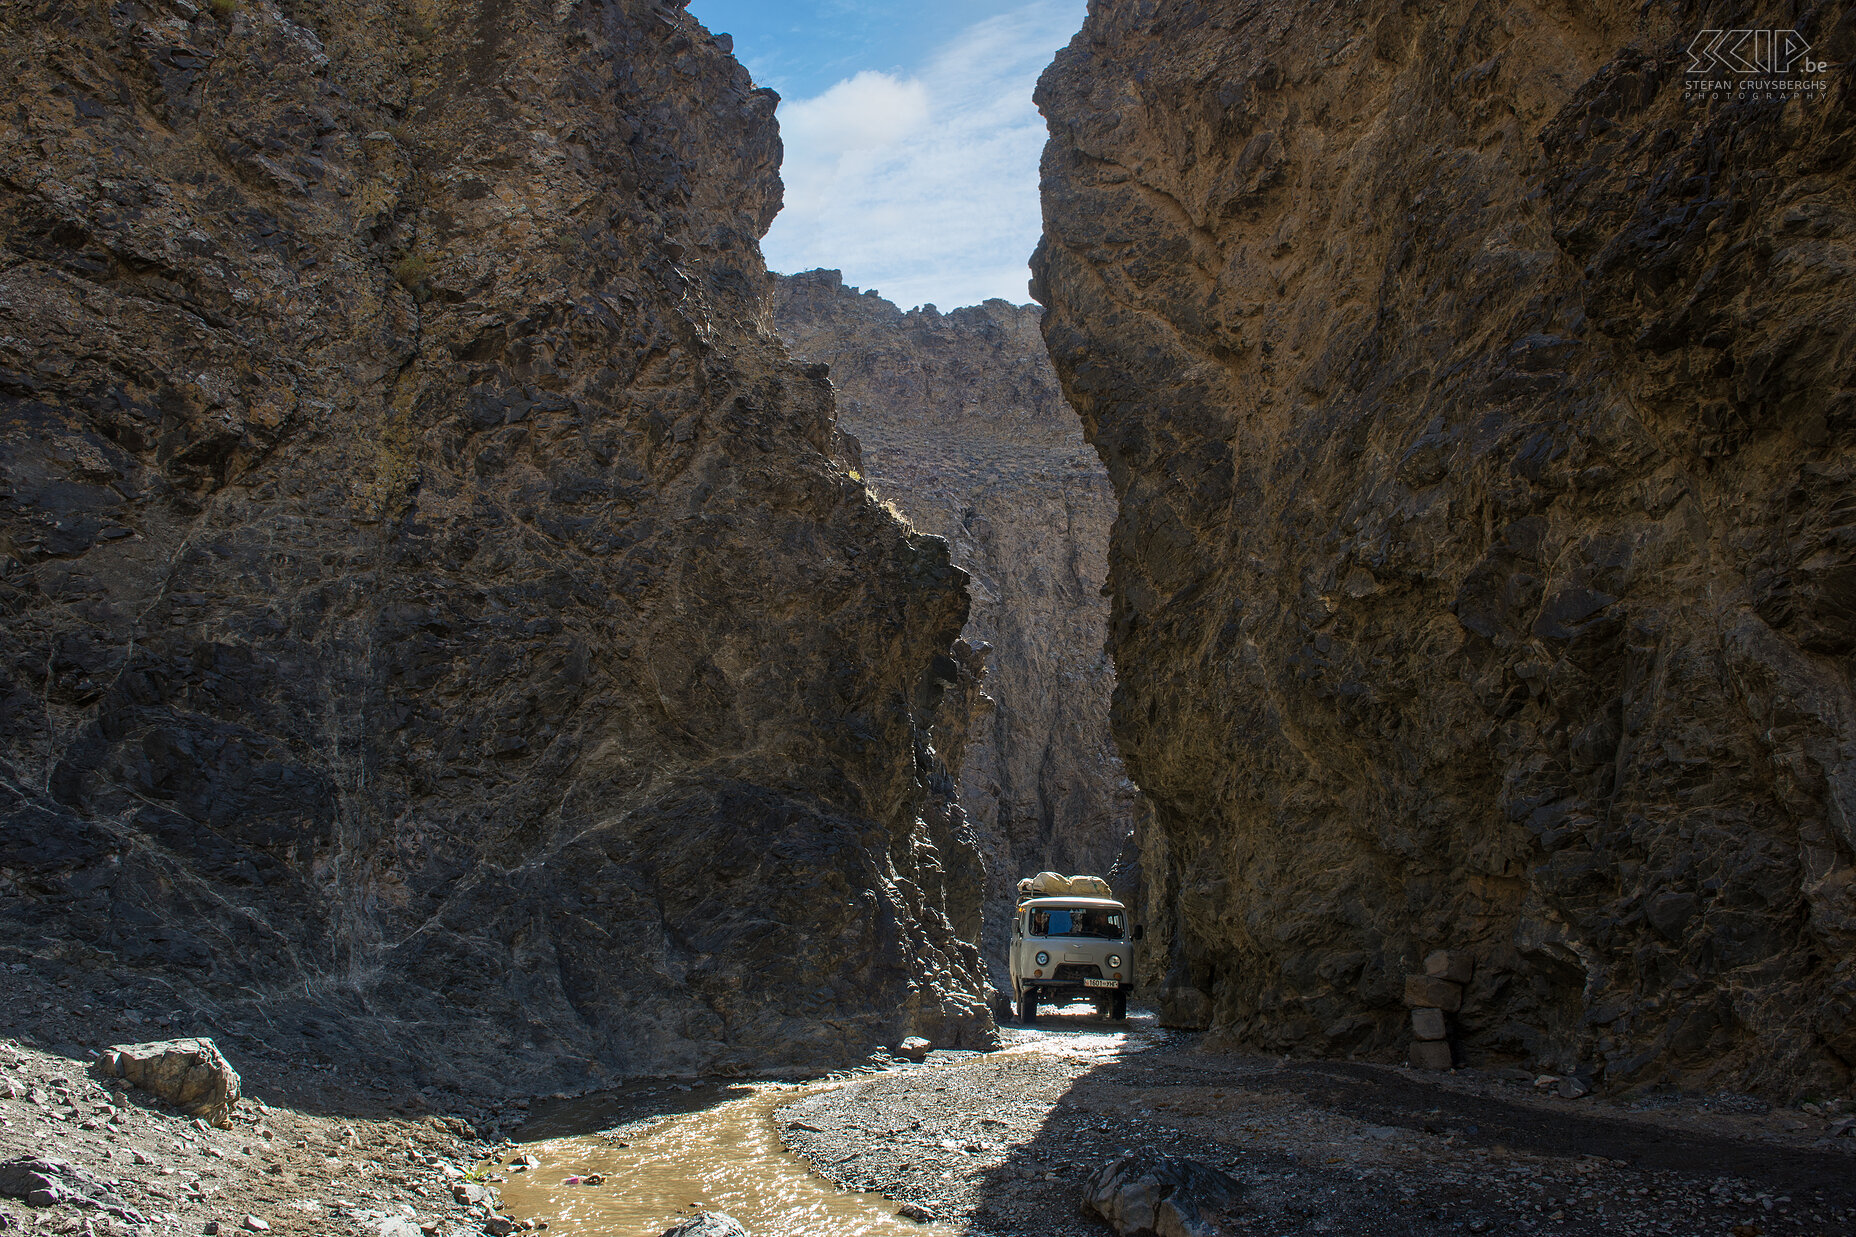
[9,971,1853,1237]
[774,1007,1856,1236]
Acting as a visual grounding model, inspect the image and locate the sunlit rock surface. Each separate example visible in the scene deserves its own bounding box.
[0,0,992,1091]
[773,271,1143,987]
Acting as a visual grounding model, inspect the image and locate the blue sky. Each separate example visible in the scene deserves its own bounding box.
[685,0,1088,310]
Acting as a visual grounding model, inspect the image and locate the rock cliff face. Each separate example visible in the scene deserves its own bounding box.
[772,271,1140,984]
[0,0,992,1092]
[1034,0,1856,1092]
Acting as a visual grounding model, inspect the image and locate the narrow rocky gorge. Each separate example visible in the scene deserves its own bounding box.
[0,0,993,1098]
[771,272,1140,985]
[1033,0,1856,1094]
[10,0,1856,1232]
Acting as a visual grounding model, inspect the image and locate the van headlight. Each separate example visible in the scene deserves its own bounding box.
[1107,954,1122,969]
[1035,951,1050,967]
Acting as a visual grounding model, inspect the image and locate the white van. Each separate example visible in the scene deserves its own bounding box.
[1007,882,1136,1023]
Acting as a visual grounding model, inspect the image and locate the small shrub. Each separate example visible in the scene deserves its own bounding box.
[392,254,428,289]
[209,0,237,20]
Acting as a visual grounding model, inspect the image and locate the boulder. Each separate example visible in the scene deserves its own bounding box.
[659,1214,749,1237]
[1083,1155,1245,1237]
[896,1037,933,1062]
[99,1039,241,1122]
[0,1158,146,1225]
[1410,1008,1449,1041]
[453,1182,498,1208]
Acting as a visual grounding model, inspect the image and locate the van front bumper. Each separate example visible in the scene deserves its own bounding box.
[1025,979,1132,995]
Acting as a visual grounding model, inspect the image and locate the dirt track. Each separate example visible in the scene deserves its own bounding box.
[14,984,1855,1237]
[774,1006,1856,1236]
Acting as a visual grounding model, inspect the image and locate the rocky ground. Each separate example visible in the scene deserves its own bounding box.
[0,963,544,1237]
[0,1032,500,1237]
[775,1007,1856,1236]
[15,970,1855,1237]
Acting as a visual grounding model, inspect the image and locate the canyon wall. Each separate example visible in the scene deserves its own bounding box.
[1034,0,1856,1093]
[772,271,1141,986]
[0,0,992,1094]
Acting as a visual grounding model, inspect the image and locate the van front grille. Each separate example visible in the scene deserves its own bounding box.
[1053,963,1103,981]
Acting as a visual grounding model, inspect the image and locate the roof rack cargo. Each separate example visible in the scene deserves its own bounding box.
[1015,872,1115,902]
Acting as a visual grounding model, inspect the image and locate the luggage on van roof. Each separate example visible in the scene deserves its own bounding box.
[1016,872,1114,901]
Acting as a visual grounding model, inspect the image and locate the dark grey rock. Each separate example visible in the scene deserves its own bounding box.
[659,1214,748,1237]
[1083,1155,1244,1237]
[0,1157,146,1225]
[895,1036,932,1062]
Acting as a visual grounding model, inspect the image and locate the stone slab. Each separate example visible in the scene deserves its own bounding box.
[1424,950,1475,983]
[1403,975,1463,1012]
[1410,1040,1453,1070]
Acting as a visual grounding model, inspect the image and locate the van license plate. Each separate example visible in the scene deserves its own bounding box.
[1084,978,1116,989]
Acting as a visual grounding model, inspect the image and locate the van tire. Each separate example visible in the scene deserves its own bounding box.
[1019,990,1036,1024]
[1111,991,1128,1020]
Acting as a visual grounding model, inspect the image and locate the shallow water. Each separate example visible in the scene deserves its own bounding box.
[492,1080,958,1237]
[492,1010,1155,1237]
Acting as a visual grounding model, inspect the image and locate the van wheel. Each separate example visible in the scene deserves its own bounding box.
[1018,990,1036,1024]
[1111,991,1128,1020]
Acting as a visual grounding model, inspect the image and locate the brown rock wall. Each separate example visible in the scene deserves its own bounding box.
[1033,0,1856,1091]
[0,0,991,1091]
[772,271,1143,986]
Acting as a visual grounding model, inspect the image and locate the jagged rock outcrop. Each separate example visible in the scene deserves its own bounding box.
[0,0,992,1091]
[1034,0,1855,1092]
[773,271,1141,984]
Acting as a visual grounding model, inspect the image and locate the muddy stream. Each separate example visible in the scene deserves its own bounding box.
[492,1077,951,1237]
[493,1023,1149,1237]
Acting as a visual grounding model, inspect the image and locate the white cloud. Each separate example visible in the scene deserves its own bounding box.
[779,70,930,152]
[762,1,1087,311]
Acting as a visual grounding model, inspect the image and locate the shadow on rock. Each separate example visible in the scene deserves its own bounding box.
[1082,1154,1244,1236]
[511,1081,761,1142]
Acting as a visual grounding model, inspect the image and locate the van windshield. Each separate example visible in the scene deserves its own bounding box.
[1030,907,1124,938]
